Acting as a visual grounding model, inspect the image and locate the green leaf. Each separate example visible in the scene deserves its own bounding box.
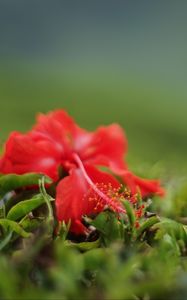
[0,232,12,251]
[0,173,52,196]
[39,177,54,236]
[136,216,160,238]
[91,211,121,245]
[153,218,187,244]
[0,204,6,219]
[19,216,42,233]
[83,248,110,271]
[0,219,31,238]
[56,220,71,242]
[64,239,100,251]
[7,194,45,221]
[122,199,136,228]
[39,178,54,220]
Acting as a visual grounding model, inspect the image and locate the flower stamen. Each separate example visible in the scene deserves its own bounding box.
[73,153,125,214]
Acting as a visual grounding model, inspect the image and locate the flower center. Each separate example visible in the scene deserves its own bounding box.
[72,153,125,214]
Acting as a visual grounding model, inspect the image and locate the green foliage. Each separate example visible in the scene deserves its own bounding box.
[0,219,31,239]
[136,216,160,238]
[7,194,46,221]
[122,199,136,228]
[0,173,52,196]
[90,211,123,246]
[0,173,187,299]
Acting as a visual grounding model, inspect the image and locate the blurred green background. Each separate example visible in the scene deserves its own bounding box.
[0,1,186,173]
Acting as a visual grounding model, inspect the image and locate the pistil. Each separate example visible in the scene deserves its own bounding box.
[73,153,125,214]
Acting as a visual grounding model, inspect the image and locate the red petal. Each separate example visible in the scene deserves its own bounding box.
[125,172,165,197]
[77,124,128,170]
[0,132,61,180]
[31,110,88,157]
[56,164,121,234]
[113,168,165,197]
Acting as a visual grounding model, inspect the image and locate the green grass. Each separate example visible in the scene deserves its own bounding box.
[0,172,187,300]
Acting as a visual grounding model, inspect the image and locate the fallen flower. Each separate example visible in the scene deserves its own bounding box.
[0,109,164,233]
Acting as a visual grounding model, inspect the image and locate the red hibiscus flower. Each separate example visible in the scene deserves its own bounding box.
[0,110,164,233]
[56,161,125,234]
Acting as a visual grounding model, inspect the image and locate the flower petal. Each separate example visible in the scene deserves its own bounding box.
[113,168,165,197]
[56,164,121,234]
[32,110,88,157]
[78,124,128,170]
[0,132,61,180]
[124,171,165,197]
